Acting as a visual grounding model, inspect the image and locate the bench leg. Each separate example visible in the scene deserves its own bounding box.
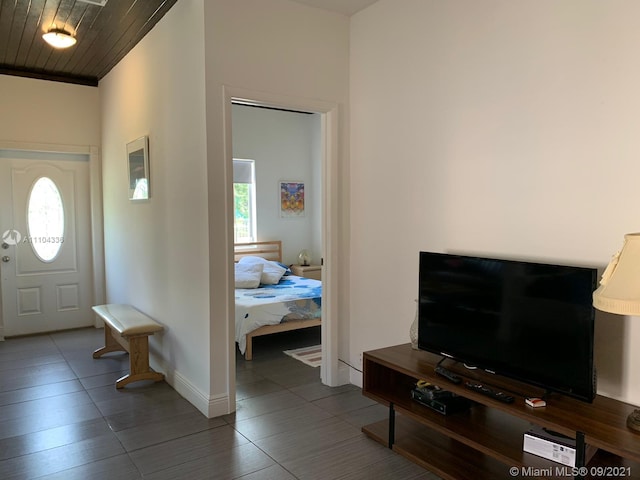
[93,324,127,358]
[115,335,164,389]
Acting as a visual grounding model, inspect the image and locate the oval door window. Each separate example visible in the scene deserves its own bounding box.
[27,177,65,262]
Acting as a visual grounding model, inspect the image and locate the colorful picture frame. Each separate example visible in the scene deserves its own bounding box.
[279,181,305,217]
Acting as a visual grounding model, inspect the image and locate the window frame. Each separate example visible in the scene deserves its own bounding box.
[27,176,65,263]
[233,158,257,243]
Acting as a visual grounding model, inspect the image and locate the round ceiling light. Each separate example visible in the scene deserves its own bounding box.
[42,29,77,49]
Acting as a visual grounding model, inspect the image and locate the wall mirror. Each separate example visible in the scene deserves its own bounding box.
[127,136,150,200]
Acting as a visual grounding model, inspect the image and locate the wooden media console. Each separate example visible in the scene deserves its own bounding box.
[362,344,640,479]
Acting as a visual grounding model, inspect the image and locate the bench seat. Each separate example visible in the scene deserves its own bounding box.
[92,304,165,388]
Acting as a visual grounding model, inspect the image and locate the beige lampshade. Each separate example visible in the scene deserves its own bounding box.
[593,233,640,315]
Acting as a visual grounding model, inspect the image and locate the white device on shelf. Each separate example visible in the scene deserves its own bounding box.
[523,425,596,468]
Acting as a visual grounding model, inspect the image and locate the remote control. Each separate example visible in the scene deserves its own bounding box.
[464,381,514,403]
[434,365,462,384]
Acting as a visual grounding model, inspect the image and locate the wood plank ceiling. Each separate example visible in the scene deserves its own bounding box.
[0,0,178,87]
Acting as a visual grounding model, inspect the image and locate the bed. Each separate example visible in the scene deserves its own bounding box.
[234,241,322,360]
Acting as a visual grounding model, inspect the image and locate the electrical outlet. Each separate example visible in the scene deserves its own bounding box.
[359,352,363,365]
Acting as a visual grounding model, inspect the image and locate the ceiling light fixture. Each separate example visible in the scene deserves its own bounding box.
[42,29,77,49]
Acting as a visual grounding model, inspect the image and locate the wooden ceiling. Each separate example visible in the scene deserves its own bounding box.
[0,0,178,87]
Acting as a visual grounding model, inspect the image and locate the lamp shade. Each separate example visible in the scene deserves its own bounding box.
[298,249,310,266]
[42,29,77,49]
[593,233,640,315]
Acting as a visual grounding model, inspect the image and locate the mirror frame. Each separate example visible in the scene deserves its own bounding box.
[127,136,150,200]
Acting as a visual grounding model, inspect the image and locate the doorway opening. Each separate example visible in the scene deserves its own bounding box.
[231,102,322,393]
[223,87,343,410]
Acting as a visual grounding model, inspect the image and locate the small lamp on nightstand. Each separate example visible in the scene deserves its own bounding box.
[298,249,311,266]
[593,232,640,432]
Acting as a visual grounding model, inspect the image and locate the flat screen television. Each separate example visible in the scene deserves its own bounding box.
[418,251,598,403]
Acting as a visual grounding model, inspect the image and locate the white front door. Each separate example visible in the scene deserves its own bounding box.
[0,155,93,338]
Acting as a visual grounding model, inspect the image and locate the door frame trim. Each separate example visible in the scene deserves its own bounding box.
[222,85,345,410]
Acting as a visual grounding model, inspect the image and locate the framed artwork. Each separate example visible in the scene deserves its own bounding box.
[279,181,305,217]
[127,136,150,200]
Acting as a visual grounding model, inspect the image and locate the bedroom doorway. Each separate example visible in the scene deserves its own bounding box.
[224,87,342,406]
[232,104,322,366]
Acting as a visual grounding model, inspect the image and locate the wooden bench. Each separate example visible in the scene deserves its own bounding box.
[92,304,165,389]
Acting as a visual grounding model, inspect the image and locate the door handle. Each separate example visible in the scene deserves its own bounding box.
[2,256,9,263]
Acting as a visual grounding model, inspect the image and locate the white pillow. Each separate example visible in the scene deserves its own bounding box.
[238,256,287,285]
[235,263,264,289]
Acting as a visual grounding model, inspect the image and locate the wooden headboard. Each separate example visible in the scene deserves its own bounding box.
[234,241,282,263]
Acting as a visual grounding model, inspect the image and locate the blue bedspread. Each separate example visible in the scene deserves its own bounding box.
[235,275,322,354]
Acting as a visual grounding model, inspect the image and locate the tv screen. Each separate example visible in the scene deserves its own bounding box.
[418,252,597,402]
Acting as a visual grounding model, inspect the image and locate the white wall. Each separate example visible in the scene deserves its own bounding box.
[0,75,100,146]
[98,0,349,416]
[232,105,322,265]
[100,0,211,411]
[350,0,640,404]
[310,114,323,259]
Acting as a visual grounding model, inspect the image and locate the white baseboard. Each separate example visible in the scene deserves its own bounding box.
[170,369,230,418]
[337,361,351,385]
[206,393,232,418]
[350,369,363,388]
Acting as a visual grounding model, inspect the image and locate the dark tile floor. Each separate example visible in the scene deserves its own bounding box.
[0,327,439,479]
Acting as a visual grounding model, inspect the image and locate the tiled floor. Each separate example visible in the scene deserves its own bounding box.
[0,327,440,479]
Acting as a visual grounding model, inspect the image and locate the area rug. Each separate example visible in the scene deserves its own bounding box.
[283,345,322,367]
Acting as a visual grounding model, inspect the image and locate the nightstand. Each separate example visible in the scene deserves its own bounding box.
[290,264,322,281]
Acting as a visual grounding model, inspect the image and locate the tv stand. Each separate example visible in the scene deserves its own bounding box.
[362,344,640,480]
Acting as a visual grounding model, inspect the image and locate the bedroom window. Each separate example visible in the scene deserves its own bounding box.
[233,159,256,243]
